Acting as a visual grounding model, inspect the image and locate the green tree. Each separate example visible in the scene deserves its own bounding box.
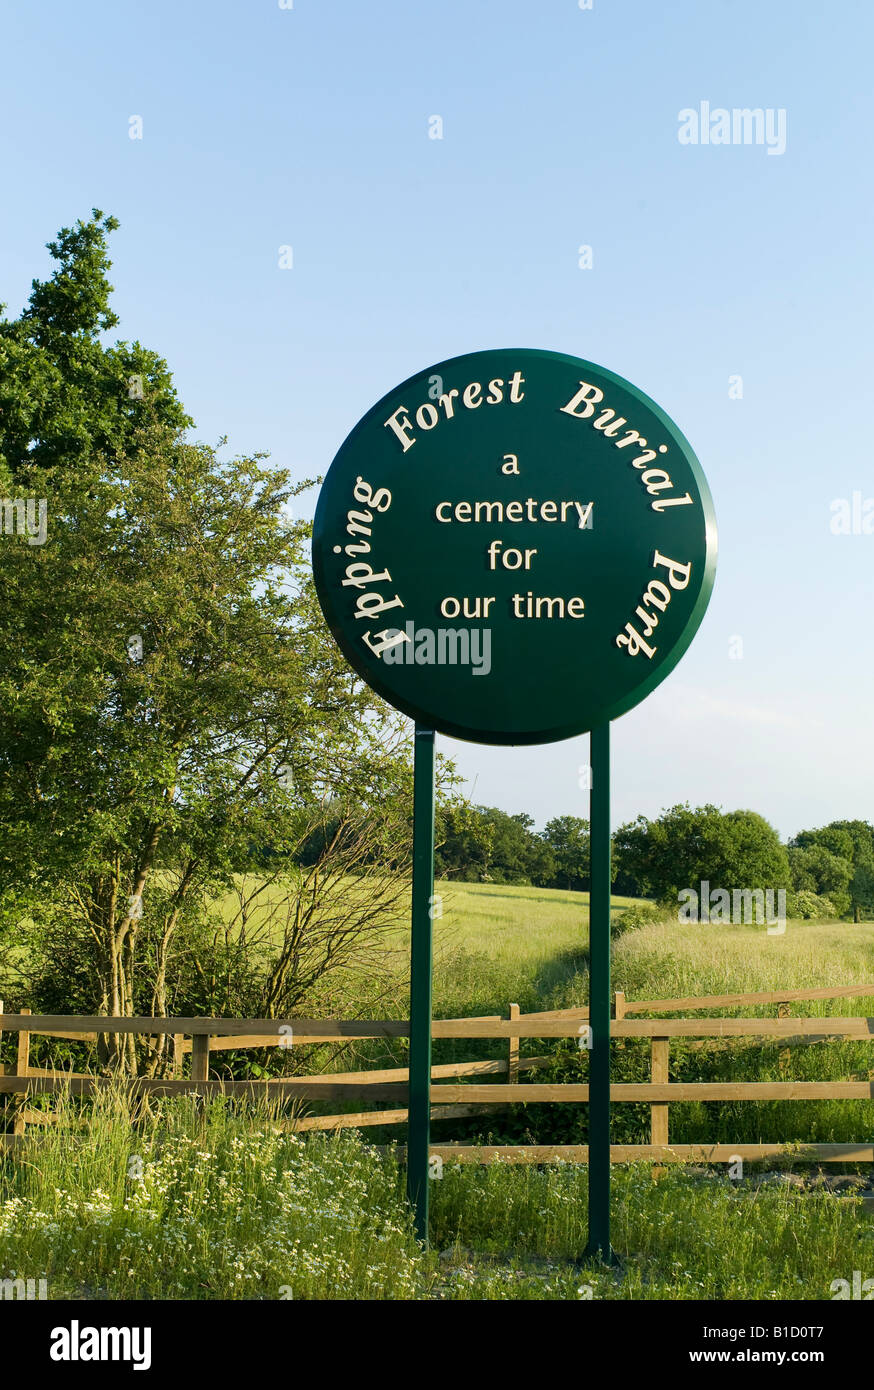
[484,809,554,885]
[517,814,557,888]
[434,805,555,885]
[475,808,530,883]
[0,209,190,490]
[434,802,496,881]
[788,843,852,916]
[0,424,414,1055]
[792,821,874,921]
[0,214,418,1069]
[613,804,789,903]
[542,815,590,891]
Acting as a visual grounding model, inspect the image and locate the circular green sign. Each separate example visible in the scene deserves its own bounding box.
[313,349,717,746]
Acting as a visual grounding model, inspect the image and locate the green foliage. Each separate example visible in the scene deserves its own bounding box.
[435,805,555,885]
[541,815,590,891]
[613,803,789,901]
[437,801,830,907]
[0,213,419,1044]
[791,821,874,921]
[434,802,496,881]
[0,210,190,491]
[788,844,852,916]
[0,425,406,1005]
[786,889,839,920]
[613,900,667,934]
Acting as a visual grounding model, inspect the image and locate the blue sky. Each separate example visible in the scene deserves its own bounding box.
[1,0,871,837]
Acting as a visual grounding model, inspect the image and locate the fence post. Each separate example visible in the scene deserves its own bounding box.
[777,1000,791,1076]
[13,1008,31,1138]
[507,1003,520,1084]
[614,991,626,1020]
[191,1033,210,1083]
[651,1035,669,1176]
[172,1034,184,1079]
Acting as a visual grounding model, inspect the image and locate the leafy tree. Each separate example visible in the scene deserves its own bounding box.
[434,802,495,881]
[613,804,789,904]
[787,889,839,921]
[482,808,553,884]
[791,821,874,921]
[520,822,557,889]
[0,209,189,491]
[788,843,852,916]
[0,423,416,1058]
[0,214,420,1070]
[472,808,528,883]
[434,805,556,885]
[542,815,590,891]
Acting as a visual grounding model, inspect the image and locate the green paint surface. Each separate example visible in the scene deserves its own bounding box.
[314,349,717,745]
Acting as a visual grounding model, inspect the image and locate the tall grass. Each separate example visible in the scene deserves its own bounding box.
[198,885,874,1143]
[614,916,874,1003]
[432,1160,874,1300]
[0,1087,423,1300]
[6,886,874,1301]
[2,1091,873,1300]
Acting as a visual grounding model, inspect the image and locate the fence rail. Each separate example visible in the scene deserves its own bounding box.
[4,980,874,1163]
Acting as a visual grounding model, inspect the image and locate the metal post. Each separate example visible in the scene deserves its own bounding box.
[407,724,435,1244]
[585,721,616,1263]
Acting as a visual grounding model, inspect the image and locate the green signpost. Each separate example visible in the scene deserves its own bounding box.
[313,347,717,1258]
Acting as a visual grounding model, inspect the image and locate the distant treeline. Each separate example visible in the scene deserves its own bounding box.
[431,803,874,922]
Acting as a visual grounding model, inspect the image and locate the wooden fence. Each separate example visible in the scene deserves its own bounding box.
[4,982,874,1165]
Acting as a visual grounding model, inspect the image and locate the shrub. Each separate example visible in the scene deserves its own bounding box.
[613,901,667,935]
[786,890,838,920]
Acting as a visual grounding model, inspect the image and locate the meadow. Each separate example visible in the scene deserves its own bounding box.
[4,881,874,1300]
[429,880,874,1014]
[276,881,874,1151]
[0,1088,871,1301]
[230,875,874,1019]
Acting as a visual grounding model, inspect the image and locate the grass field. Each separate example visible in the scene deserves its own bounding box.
[428,881,638,1017]
[6,880,874,1300]
[429,879,874,1015]
[210,878,874,1144]
[322,877,874,1019]
[2,1089,873,1301]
